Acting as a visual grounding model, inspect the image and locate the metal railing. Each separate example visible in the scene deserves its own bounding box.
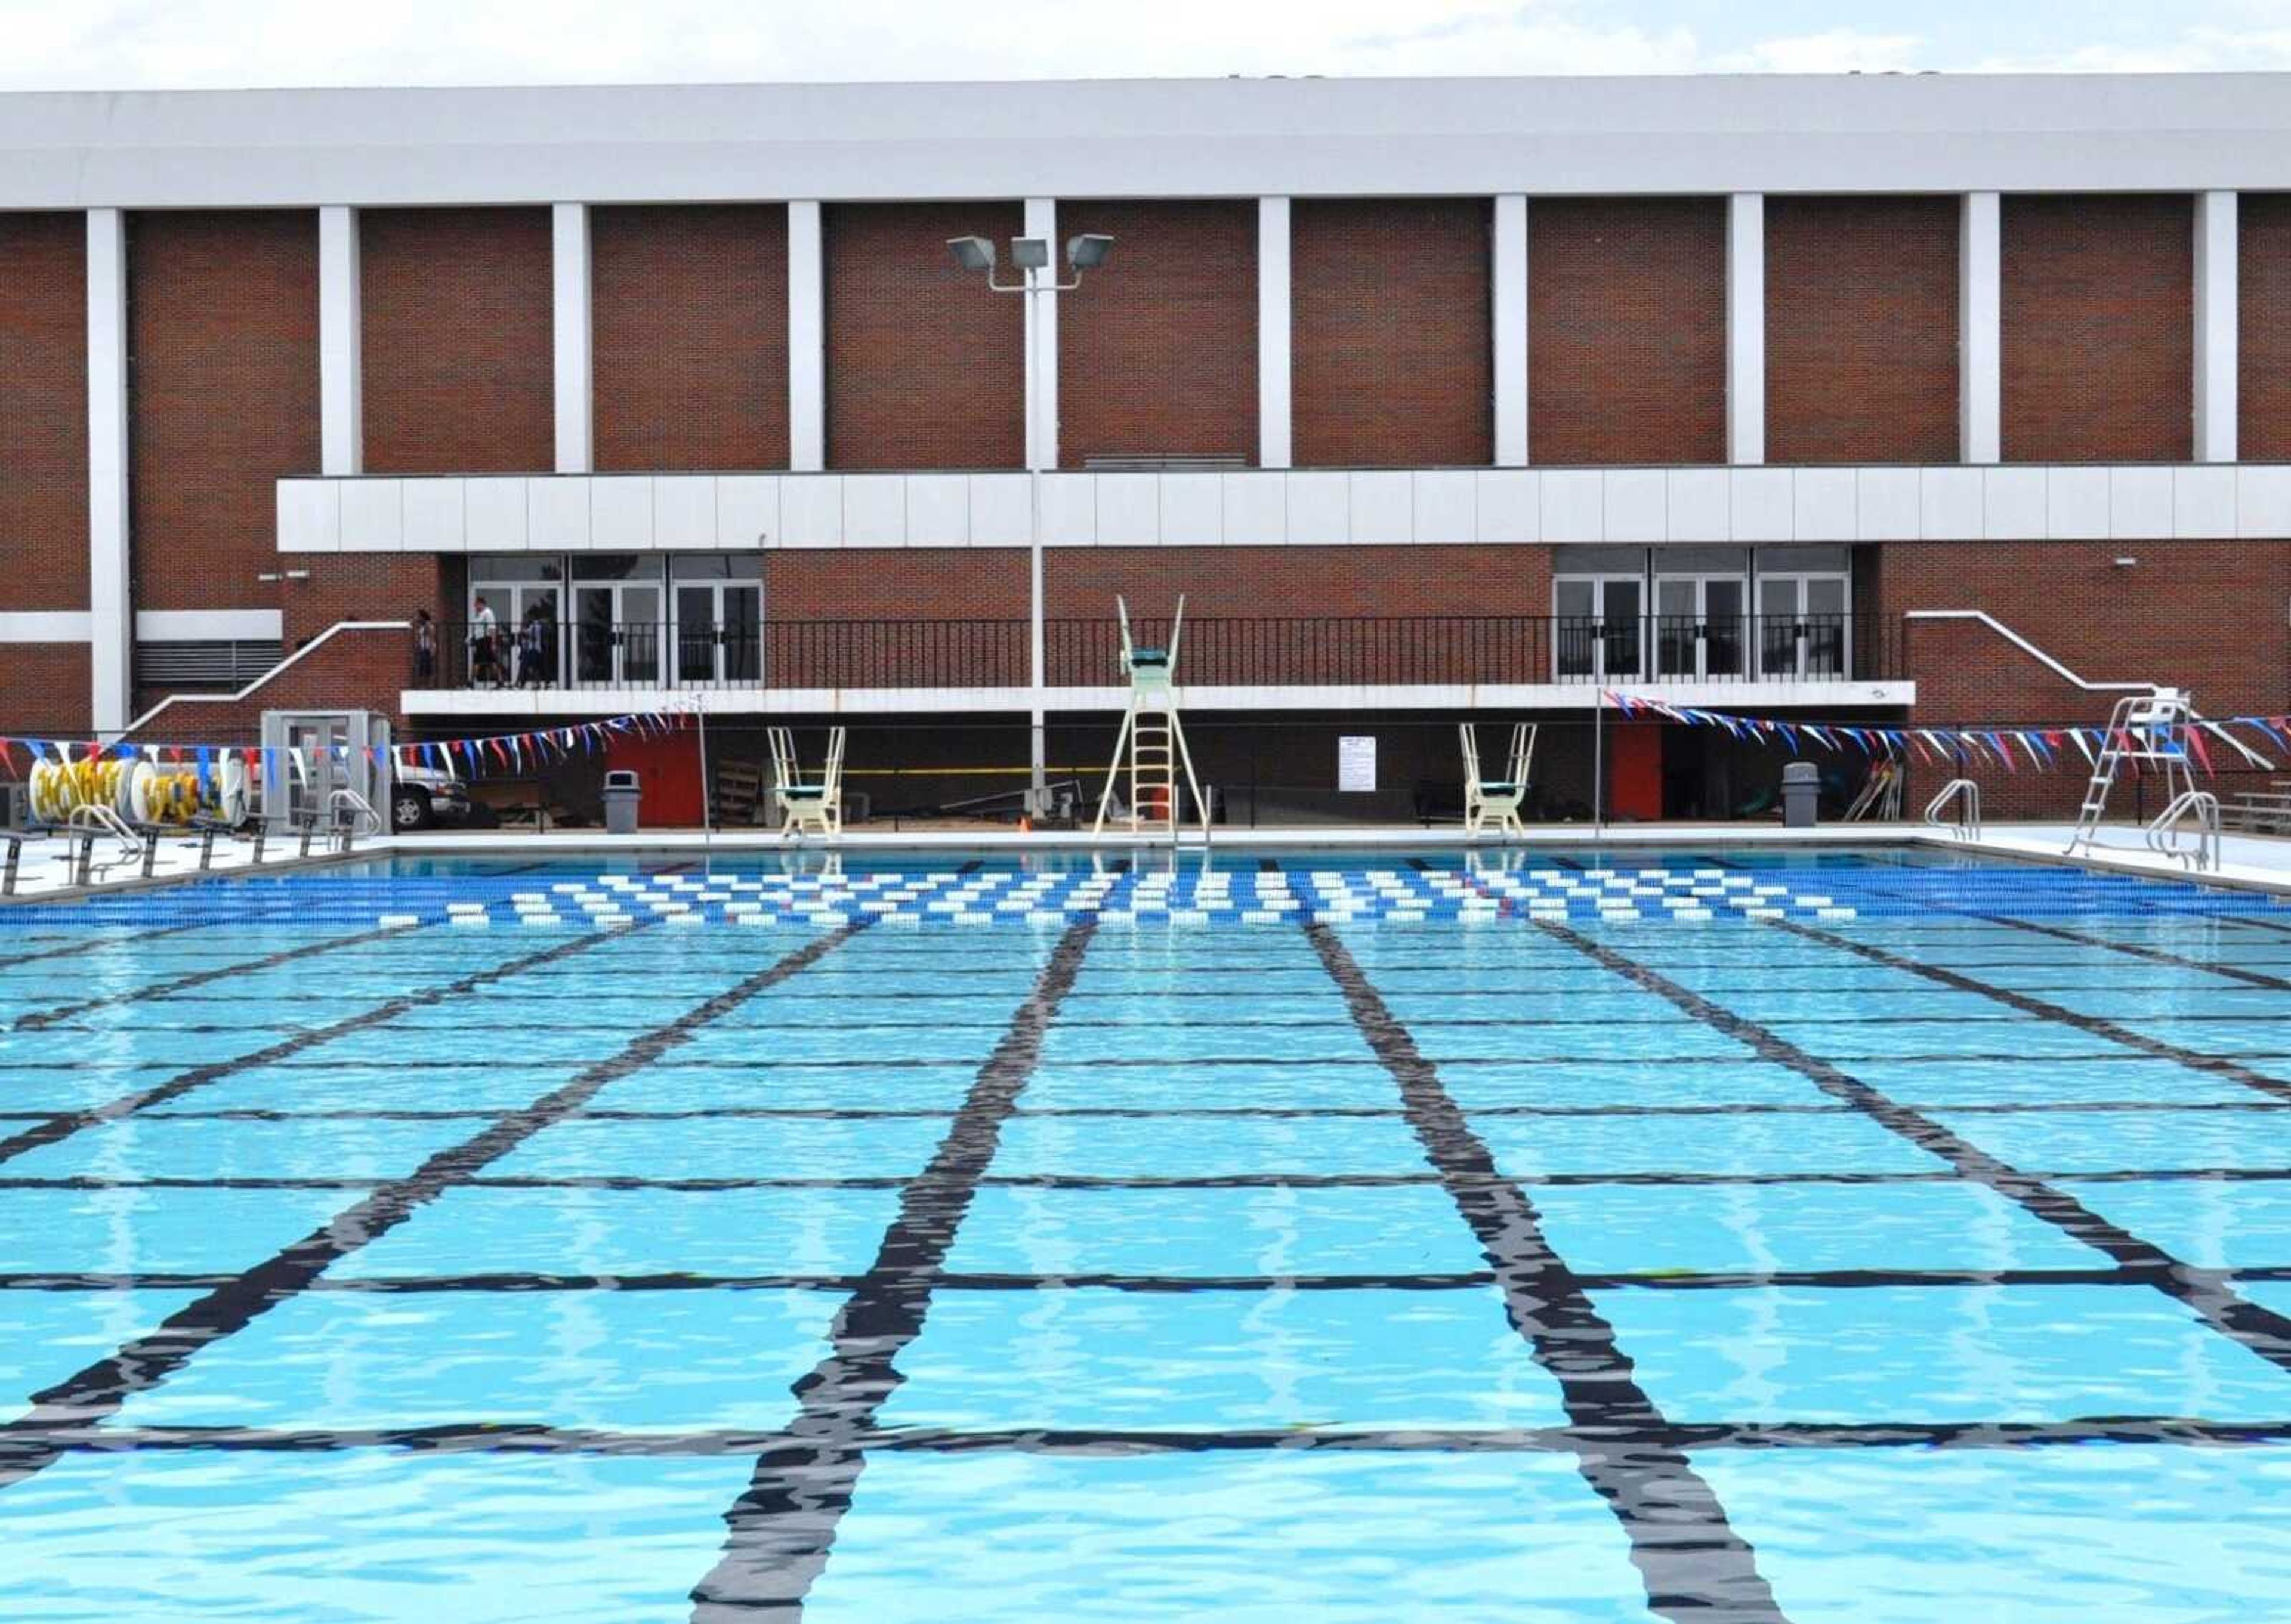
[2145,789,2221,871]
[423,613,1895,694]
[1923,777,1982,842]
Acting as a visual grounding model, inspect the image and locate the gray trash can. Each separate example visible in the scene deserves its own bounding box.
[602,769,641,835]
[1781,761,1819,829]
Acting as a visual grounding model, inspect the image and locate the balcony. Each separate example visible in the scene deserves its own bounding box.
[405,613,1913,716]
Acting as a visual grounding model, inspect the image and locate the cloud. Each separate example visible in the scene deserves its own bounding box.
[0,0,2283,91]
[1708,30,1925,75]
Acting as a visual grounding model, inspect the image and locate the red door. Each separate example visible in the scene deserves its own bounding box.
[1607,723,1663,822]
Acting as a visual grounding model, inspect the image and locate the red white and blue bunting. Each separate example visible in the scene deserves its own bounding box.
[0,709,688,788]
[1601,691,2282,776]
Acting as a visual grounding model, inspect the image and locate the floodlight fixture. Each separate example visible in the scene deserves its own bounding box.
[1067,233,1115,269]
[1011,236,1051,270]
[947,236,996,271]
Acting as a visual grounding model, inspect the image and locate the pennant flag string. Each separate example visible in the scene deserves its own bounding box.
[1596,691,2284,778]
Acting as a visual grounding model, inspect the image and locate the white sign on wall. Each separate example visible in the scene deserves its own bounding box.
[1338,735,1377,793]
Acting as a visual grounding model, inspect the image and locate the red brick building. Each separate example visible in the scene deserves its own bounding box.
[3,75,2290,820]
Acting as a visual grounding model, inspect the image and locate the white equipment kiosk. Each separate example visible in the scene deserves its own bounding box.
[1093,596,1208,838]
[1459,723,1536,840]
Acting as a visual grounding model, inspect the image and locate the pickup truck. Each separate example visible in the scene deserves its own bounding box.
[389,760,475,832]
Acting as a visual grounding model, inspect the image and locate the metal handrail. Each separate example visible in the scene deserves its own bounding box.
[2145,789,2221,872]
[327,788,385,841]
[1923,778,1981,842]
[421,612,1895,693]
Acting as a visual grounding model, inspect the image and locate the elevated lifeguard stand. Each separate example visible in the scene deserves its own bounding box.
[1092,596,1208,838]
[2067,688,2196,854]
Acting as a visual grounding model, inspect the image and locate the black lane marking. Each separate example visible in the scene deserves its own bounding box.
[1764,919,2291,1106]
[691,921,1096,1619]
[22,1046,2284,1073]
[1543,921,2291,1381]
[7,924,416,1032]
[0,931,621,1168]
[1306,923,1786,1624]
[0,926,860,1493]
[15,1413,2291,1464]
[32,1163,2291,1196]
[0,922,212,972]
[30,1262,2290,1296]
[1937,912,2291,993]
[63,1097,2291,1128]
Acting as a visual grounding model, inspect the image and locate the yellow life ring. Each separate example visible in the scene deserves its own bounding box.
[27,760,60,823]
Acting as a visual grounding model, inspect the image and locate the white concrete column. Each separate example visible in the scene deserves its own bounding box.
[1024,197,1058,471]
[787,200,825,473]
[1492,194,1529,468]
[551,202,592,474]
[2195,189,2238,464]
[1726,192,1765,466]
[318,205,362,477]
[1258,196,1292,470]
[85,208,131,737]
[1960,190,2002,464]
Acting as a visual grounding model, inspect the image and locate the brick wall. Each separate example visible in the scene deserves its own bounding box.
[1765,197,1959,464]
[126,554,450,737]
[763,547,1029,687]
[360,207,554,474]
[1529,198,1727,465]
[592,204,788,471]
[2002,194,2193,463]
[1291,199,1491,468]
[1048,545,1551,684]
[128,210,319,614]
[1885,538,2290,814]
[2242,192,2291,461]
[1045,544,1548,618]
[824,202,1023,471]
[124,626,427,746]
[5,646,92,737]
[1057,200,1257,468]
[0,212,88,612]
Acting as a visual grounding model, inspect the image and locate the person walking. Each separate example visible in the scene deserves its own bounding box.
[471,595,500,687]
[412,609,437,687]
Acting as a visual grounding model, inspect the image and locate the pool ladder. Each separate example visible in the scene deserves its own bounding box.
[1923,778,1981,842]
[2145,789,2221,872]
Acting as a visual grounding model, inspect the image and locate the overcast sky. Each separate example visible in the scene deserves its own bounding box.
[5,0,2290,91]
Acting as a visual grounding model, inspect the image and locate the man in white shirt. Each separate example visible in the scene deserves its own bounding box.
[471,595,500,687]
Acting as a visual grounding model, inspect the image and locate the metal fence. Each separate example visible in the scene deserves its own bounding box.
[423,613,1897,693]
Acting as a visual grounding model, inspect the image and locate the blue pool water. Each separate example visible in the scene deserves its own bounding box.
[3,848,2291,1619]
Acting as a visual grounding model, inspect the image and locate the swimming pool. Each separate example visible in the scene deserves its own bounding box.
[4,848,2291,1619]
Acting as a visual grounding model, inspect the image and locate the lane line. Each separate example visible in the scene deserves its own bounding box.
[8,924,415,1032]
[1543,921,2291,1381]
[1308,922,1787,1624]
[690,922,1097,1619]
[0,932,620,1168]
[0,925,860,1493]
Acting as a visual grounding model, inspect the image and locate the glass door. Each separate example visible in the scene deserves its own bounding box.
[1758,575,1851,679]
[1555,576,1644,682]
[1655,576,1747,680]
[283,717,346,826]
[575,582,662,686]
[672,582,764,686]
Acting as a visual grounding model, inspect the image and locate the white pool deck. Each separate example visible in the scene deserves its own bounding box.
[6,820,2291,907]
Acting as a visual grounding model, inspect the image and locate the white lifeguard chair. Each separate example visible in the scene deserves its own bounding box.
[768,725,847,839]
[1093,596,1208,838]
[2067,688,2196,854]
[1459,723,1536,840]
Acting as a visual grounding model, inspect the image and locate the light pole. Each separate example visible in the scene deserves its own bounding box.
[947,230,1114,818]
